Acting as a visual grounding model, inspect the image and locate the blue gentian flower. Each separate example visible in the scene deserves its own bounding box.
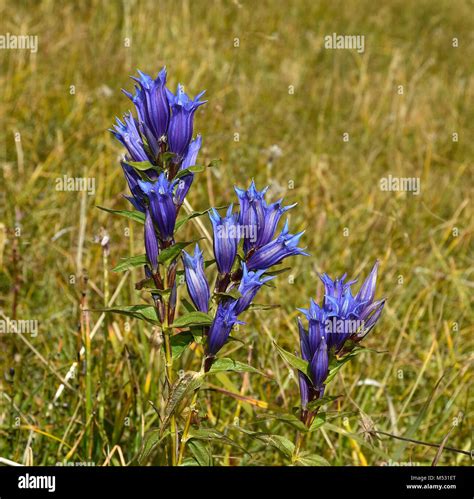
[297,261,385,408]
[234,263,274,314]
[235,181,268,253]
[182,244,210,313]
[144,207,159,270]
[166,84,206,158]
[246,221,308,271]
[175,134,202,206]
[209,205,240,274]
[256,199,296,248]
[111,113,149,162]
[124,68,170,148]
[297,316,329,405]
[121,162,147,212]
[235,181,295,253]
[207,301,244,356]
[320,261,385,349]
[138,174,177,241]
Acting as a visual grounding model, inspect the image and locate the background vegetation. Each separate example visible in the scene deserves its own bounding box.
[0,0,472,466]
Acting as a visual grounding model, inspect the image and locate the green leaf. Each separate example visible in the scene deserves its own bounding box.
[214,288,242,300]
[309,412,326,432]
[97,206,145,224]
[265,266,291,276]
[113,254,147,272]
[306,395,340,412]
[274,342,311,378]
[171,311,213,329]
[158,241,194,265]
[170,331,194,358]
[259,413,307,432]
[98,304,159,325]
[174,164,206,180]
[207,358,264,376]
[297,453,330,466]
[159,151,176,164]
[137,429,166,463]
[325,347,365,384]
[124,160,155,171]
[258,434,295,458]
[188,428,249,454]
[188,440,212,466]
[175,206,227,232]
[162,372,204,432]
[248,303,280,311]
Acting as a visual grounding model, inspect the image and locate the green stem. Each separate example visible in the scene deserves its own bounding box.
[161,261,178,466]
[163,328,178,466]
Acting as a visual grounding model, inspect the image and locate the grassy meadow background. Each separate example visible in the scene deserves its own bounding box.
[0,0,472,466]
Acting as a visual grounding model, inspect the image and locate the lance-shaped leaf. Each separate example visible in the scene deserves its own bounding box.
[170,311,213,328]
[309,412,326,432]
[174,164,206,180]
[124,160,159,171]
[175,206,227,232]
[188,428,250,455]
[98,304,159,325]
[161,371,204,433]
[137,429,168,464]
[274,342,311,378]
[206,357,264,376]
[97,206,145,224]
[170,331,195,358]
[158,241,195,265]
[113,254,147,272]
[188,440,212,466]
[325,346,365,384]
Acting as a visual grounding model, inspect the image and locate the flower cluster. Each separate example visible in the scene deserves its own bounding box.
[182,181,308,362]
[110,67,206,269]
[297,262,385,411]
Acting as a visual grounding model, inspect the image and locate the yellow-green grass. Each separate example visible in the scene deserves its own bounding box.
[0,0,472,465]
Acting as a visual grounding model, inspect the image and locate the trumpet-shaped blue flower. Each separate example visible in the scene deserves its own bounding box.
[138,174,177,241]
[246,221,308,271]
[182,244,210,313]
[234,263,274,314]
[121,162,147,212]
[175,134,202,206]
[297,261,385,408]
[209,205,240,274]
[235,181,296,253]
[207,301,244,356]
[297,317,329,407]
[111,113,149,162]
[320,261,385,350]
[123,68,170,155]
[166,84,206,158]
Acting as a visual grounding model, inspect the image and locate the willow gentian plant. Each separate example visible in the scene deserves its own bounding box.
[105,66,385,466]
